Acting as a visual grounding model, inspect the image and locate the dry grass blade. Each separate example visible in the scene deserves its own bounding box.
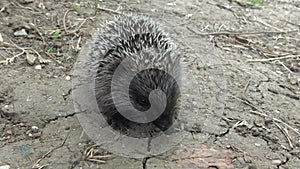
[187,26,298,36]
[32,132,70,169]
[247,55,300,62]
[83,143,113,164]
[274,122,294,149]
[231,95,300,136]
[249,110,300,136]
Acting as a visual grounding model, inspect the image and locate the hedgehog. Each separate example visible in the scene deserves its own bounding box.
[90,14,183,137]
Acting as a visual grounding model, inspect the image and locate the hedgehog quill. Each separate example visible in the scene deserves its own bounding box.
[89,14,183,137]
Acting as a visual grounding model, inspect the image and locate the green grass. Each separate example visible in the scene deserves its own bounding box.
[53,29,61,38]
[247,0,263,6]
[94,0,98,15]
[48,47,54,53]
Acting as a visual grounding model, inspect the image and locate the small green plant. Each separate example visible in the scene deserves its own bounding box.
[94,0,98,15]
[48,47,54,53]
[53,29,61,38]
[247,0,263,6]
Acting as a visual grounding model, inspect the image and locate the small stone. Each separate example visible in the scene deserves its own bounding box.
[258,127,264,132]
[38,3,45,9]
[296,140,300,147]
[23,22,35,30]
[0,165,10,169]
[0,33,3,42]
[65,75,71,81]
[26,54,37,65]
[254,143,261,147]
[167,2,176,6]
[34,65,42,70]
[28,133,33,137]
[54,41,62,47]
[185,14,193,19]
[264,115,273,124]
[280,144,288,150]
[251,128,260,137]
[31,126,39,133]
[14,29,28,36]
[6,129,13,135]
[272,159,281,165]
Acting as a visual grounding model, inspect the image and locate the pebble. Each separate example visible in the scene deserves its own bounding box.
[167,2,176,6]
[38,3,45,9]
[0,165,10,169]
[14,29,28,36]
[185,13,193,19]
[6,129,13,135]
[31,126,39,133]
[272,159,281,165]
[0,33,3,42]
[295,140,300,147]
[26,54,37,65]
[254,143,261,147]
[34,65,42,70]
[65,75,71,81]
[54,41,62,47]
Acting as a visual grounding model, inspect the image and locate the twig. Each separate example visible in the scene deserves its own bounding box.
[0,40,48,65]
[230,95,300,136]
[273,122,294,149]
[34,26,46,46]
[242,79,251,98]
[10,1,33,11]
[87,159,106,163]
[230,95,261,111]
[75,36,82,52]
[0,50,25,64]
[0,39,27,64]
[83,143,112,164]
[63,9,71,33]
[253,17,284,32]
[230,145,252,157]
[275,60,293,74]
[187,26,298,36]
[65,17,95,36]
[9,39,25,50]
[64,11,93,35]
[45,52,64,65]
[97,6,123,15]
[247,55,300,62]
[29,48,42,58]
[249,110,300,136]
[32,132,70,168]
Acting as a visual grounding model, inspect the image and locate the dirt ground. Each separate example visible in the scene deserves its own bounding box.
[0,0,299,169]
